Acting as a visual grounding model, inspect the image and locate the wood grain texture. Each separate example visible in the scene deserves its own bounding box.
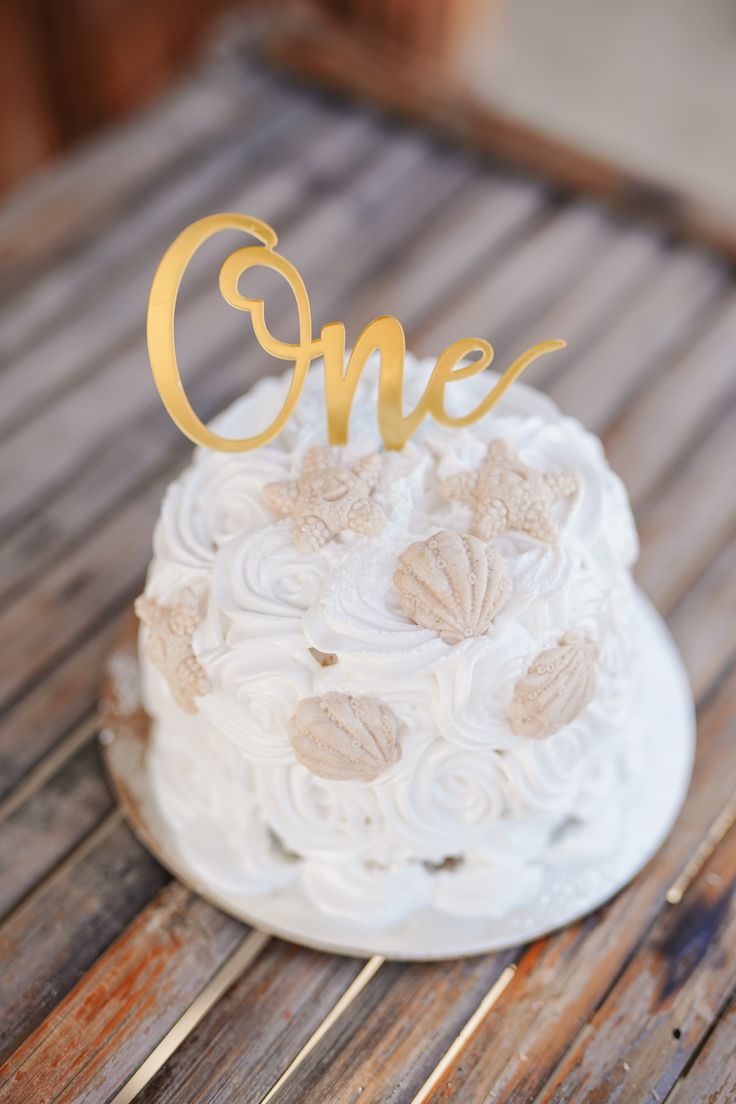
[0,739,112,918]
[0,626,117,802]
[1,40,736,1104]
[136,940,367,1104]
[0,59,266,280]
[539,812,736,1103]
[0,882,245,1104]
[0,100,376,436]
[545,249,726,434]
[270,952,519,1104]
[0,817,168,1062]
[668,989,736,1103]
[604,292,736,509]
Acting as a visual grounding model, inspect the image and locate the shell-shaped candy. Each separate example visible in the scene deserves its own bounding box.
[394,530,509,644]
[508,630,599,739]
[288,692,401,781]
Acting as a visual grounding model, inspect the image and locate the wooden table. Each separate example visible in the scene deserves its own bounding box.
[1,43,735,1104]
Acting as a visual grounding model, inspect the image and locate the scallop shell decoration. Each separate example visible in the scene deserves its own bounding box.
[394,530,509,644]
[508,630,599,740]
[288,692,401,781]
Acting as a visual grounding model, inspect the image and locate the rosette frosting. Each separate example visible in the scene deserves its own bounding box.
[138,356,639,927]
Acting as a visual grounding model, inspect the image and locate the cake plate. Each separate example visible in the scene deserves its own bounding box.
[100,589,695,960]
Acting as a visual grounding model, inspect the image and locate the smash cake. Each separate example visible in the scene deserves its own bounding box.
[102,211,694,956]
[134,357,647,935]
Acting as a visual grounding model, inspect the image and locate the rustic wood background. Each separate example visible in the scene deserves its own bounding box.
[0,40,735,1104]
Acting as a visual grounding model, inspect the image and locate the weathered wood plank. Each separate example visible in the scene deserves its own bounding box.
[545,248,726,433]
[341,173,545,333]
[0,72,302,361]
[0,740,111,918]
[498,223,664,388]
[539,815,736,1102]
[271,953,518,1104]
[415,202,614,356]
[0,104,379,438]
[0,472,170,713]
[0,59,268,284]
[422,659,736,1104]
[136,941,366,1104]
[667,530,736,701]
[0,882,245,1104]
[604,292,736,508]
[668,990,736,1104]
[635,405,736,615]
[0,817,168,1062]
[0,625,118,802]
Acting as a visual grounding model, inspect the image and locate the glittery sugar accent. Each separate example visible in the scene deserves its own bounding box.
[135,587,210,714]
[263,446,385,553]
[438,439,579,544]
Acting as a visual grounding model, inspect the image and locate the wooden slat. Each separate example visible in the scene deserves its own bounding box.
[0,71,301,361]
[134,941,367,1104]
[668,991,736,1103]
[0,817,168,1062]
[635,406,736,614]
[0,739,111,918]
[539,810,736,1102]
[667,530,736,700]
[495,222,664,385]
[422,659,736,1104]
[0,102,378,436]
[604,293,736,508]
[0,624,119,802]
[545,248,726,433]
[0,59,266,279]
[341,172,545,332]
[0,882,245,1104]
[415,201,614,356]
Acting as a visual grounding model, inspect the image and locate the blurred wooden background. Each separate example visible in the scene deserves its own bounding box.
[0,0,242,194]
[4,0,735,258]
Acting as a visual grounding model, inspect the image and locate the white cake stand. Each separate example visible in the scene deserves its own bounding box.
[100,589,695,960]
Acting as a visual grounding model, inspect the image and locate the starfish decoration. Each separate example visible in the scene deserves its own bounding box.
[135,587,210,714]
[264,446,385,553]
[438,439,579,544]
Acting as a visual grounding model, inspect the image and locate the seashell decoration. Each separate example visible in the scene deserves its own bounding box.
[288,692,401,781]
[508,630,599,739]
[438,439,579,545]
[264,447,385,553]
[394,530,509,644]
[135,588,210,715]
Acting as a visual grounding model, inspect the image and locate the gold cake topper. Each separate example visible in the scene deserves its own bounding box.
[147,213,565,452]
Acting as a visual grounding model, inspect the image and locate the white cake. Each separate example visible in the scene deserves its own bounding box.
[136,356,641,929]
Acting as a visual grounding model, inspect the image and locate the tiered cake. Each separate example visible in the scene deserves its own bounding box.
[135,356,643,931]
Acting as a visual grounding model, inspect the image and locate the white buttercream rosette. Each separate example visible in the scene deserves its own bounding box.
[139,361,640,927]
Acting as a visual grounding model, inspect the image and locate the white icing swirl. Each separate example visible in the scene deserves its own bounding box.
[211,523,322,644]
[140,359,640,928]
